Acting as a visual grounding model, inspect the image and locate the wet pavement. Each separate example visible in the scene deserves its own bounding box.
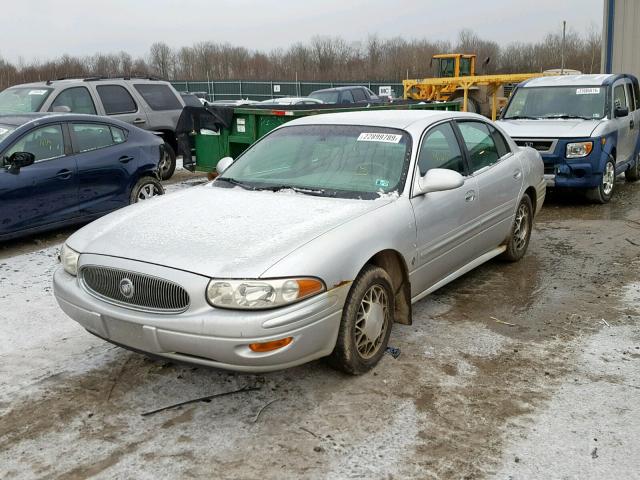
[0,176,639,479]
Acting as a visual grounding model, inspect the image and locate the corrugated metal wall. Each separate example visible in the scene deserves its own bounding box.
[602,0,640,77]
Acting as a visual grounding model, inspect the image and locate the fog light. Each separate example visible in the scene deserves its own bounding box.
[249,337,293,352]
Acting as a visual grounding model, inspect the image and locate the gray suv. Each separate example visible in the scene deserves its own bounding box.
[0,77,185,179]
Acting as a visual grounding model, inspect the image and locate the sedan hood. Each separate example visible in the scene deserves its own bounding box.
[497,119,603,138]
[68,185,394,278]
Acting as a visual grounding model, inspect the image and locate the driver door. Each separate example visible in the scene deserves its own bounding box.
[0,123,78,236]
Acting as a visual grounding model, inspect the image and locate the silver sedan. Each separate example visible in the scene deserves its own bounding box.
[53,111,545,374]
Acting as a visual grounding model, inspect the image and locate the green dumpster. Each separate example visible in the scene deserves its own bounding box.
[193,102,459,172]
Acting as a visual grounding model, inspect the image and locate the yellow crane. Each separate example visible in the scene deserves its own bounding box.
[403,54,551,120]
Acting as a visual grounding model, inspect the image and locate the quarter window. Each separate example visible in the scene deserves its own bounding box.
[6,125,65,162]
[49,87,97,114]
[111,126,127,144]
[96,85,137,115]
[457,121,501,172]
[133,84,182,111]
[489,126,511,158]
[72,123,117,152]
[417,123,465,176]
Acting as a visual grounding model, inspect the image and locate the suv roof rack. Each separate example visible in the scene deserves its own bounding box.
[48,75,165,83]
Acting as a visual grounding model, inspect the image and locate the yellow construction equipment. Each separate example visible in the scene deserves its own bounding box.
[403,53,551,120]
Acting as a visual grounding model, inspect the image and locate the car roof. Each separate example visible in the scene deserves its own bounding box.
[7,77,172,89]
[284,109,481,131]
[521,74,623,88]
[311,86,366,93]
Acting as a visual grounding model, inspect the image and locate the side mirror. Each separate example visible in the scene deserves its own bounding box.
[615,106,629,118]
[7,151,35,172]
[216,156,234,175]
[415,168,465,196]
[52,105,72,113]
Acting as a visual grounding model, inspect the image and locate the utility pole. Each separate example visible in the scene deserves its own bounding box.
[561,20,566,74]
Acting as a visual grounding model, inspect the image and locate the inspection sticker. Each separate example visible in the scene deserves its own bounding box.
[0,127,8,135]
[28,90,48,95]
[375,179,390,187]
[357,132,402,143]
[576,88,600,95]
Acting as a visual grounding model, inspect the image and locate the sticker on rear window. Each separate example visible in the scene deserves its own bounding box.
[576,88,600,95]
[28,90,48,95]
[375,179,390,187]
[357,132,402,143]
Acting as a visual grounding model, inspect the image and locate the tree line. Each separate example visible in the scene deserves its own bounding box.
[0,27,601,90]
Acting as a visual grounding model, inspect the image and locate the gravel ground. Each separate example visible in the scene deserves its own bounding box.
[0,171,639,480]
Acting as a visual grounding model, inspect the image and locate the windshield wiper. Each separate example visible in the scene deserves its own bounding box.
[253,184,330,196]
[542,114,594,120]
[215,177,255,190]
[503,115,540,120]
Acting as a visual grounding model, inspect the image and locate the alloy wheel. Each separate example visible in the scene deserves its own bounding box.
[137,183,160,201]
[603,161,615,196]
[513,203,529,251]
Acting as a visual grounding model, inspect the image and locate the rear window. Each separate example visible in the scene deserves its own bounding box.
[96,85,137,115]
[134,84,182,111]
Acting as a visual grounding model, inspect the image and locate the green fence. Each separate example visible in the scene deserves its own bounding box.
[171,80,405,101]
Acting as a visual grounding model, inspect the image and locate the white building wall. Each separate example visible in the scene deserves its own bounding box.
[602,0,640,77]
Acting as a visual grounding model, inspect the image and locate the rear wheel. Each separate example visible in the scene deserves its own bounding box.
[329,265,394,375]
[500,195,533,262]
[625,153,640,182]
[130,177,164,204]
[450,93,480,113]
[587,158,616,204]
[158,143,176,180]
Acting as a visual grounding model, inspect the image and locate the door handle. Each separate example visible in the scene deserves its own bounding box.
[119,155,134,163]
[56,169,72,180]
[465,190,476,202]
[513,170,522,180]
[133,118,146,125]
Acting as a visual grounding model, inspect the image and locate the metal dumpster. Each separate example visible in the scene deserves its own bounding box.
[178,102,460,172]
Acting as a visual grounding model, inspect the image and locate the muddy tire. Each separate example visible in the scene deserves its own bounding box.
[130,176,164,204]
[625,154,640,182]
[586,158,616,204]
[328,265,394,375]
[158,143,176,181]
[500,194,533,262]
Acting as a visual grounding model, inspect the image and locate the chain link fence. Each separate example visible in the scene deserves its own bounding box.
[171,80,405,101]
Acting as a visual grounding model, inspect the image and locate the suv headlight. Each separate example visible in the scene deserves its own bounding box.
[206,278,325,310]
[566,141,593,158]
[59,244,80,276]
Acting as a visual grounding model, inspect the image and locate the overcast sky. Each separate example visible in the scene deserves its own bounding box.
[1,0,603,62]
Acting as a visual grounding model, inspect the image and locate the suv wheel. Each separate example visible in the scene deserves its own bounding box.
[130,177,164,204]
[587,158,616,204]
[158,143,177,181]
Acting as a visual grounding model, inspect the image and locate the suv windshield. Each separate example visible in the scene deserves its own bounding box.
[216,125,412,199]
[0,87,53,114]
[504,86,607,120]
[309,91,339,103]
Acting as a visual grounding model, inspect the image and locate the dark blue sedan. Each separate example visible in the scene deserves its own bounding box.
[0,113,165,240]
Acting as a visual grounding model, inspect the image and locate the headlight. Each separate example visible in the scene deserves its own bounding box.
[566,141,593,158]
[206,277,325,309]
[59,244,80,276]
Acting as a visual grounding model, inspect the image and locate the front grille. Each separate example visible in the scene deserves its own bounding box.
[514,139,555,152]
[81,265,190,313]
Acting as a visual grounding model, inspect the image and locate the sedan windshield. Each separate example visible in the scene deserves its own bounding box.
[217,125,412,199]
[504,86,607,120]
[0,87,53,114]
[0,123,16,142]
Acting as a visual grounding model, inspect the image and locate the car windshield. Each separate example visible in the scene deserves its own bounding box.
[504,86,607,120]
[0,123,16,142]
[0,87,53,114]
[216,125,412,199]
[309,91,339,103]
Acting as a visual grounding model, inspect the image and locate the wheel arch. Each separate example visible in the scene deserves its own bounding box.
[365,249,412,325]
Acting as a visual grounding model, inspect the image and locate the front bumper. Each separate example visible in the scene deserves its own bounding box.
[53,257,348,372]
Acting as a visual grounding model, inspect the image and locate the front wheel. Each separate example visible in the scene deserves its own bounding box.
[500,195,533,262]
[329,265,394,375]
[130,177,164,204]
[625,153,640,182]
[587,158,616,204]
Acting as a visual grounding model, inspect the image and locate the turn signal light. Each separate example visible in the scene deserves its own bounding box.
[249,337,293,352]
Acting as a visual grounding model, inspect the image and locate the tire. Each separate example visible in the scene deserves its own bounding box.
[158,143,176,181]
[450,93,480,113]
[586,158,616,204]
[500,194,533,262]
[130,176,164,204]
[625,153,640,182]
[328,265,395,375]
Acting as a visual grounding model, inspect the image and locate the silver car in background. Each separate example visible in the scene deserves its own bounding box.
[53,111,545,374]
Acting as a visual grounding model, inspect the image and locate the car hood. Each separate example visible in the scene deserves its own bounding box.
[497,119,603,139]
[67,185,394,278]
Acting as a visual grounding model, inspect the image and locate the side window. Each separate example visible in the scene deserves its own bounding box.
[96,85,137,115]
[341,90,355,104]
[49,87,97,114]
[625,83,636,111]
[133,84,182,111]
[489,125,511,158]
[417,122,465,176]
[457,121,501,172]
[352,88,367,102]
[613,84,628,110]
[6,125,65,162]
[71,123,115,152]
[111,127,127,144]
[633,82,640,110]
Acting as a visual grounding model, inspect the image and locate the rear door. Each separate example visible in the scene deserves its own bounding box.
[0,123,78,235]
[624,81,640,166]
[95,84,148,128]
[70,122,136,214]
[455,120,522,250]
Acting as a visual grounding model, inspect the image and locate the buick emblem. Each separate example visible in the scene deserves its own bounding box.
[524,141,534,148]
[119,278,135,299]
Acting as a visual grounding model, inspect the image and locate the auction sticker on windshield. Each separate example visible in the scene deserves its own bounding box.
[576,88,600,95]
[28,90,49,95]
[357,132,403,143]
